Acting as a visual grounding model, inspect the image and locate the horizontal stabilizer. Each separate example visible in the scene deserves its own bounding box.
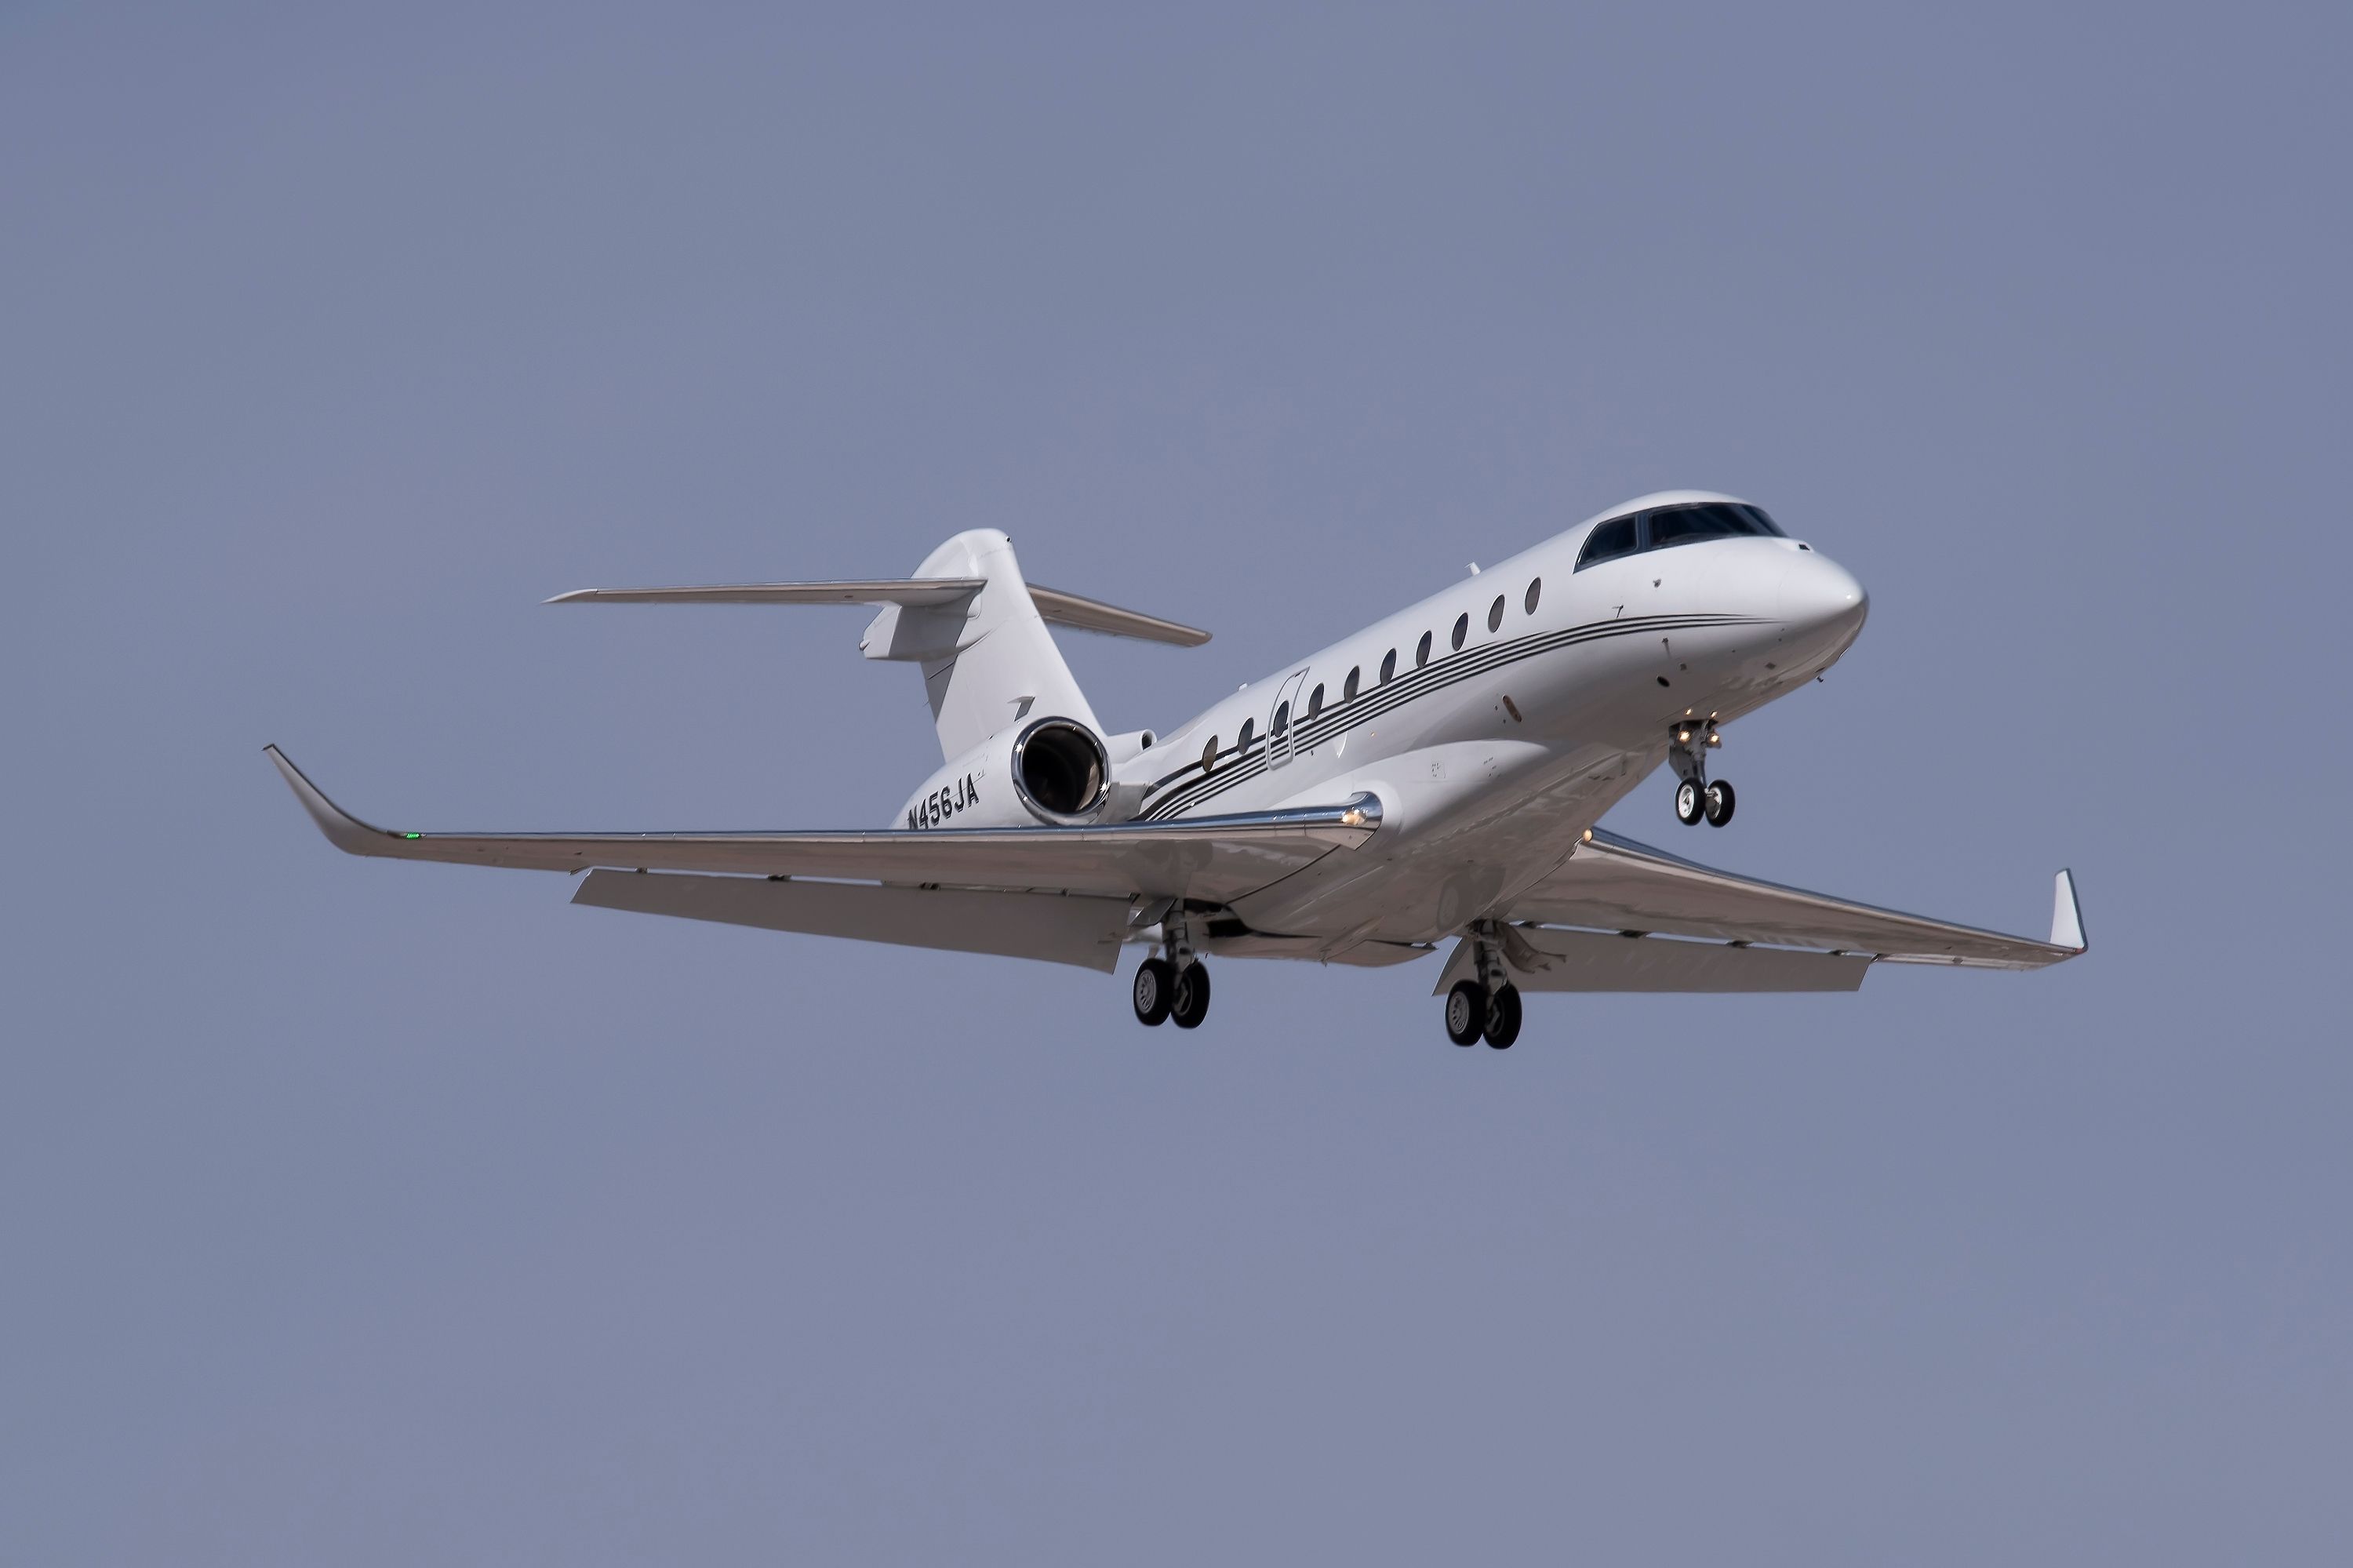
[573,869,1134,971]
[546,577,1208,645]
[1025,584,1210,646]
[546,579,984,607]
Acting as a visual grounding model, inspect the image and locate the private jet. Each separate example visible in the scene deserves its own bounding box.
[268,491,2085,1047]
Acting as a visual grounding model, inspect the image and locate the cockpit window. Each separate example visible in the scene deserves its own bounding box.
[1576,515,1641,570]
[1647,501,1782,549]
[1578,502,1785,569]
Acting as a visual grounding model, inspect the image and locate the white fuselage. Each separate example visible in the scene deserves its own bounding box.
[1111,492,1868,945]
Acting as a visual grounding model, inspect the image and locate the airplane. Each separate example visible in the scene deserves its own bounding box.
[267,490,2085,1048]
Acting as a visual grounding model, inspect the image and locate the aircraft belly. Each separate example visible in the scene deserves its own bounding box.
[1232,742,1647,944]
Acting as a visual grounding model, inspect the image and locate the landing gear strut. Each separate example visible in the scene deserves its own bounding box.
[1669,719,1735,828]
[1133,907,1212,1030]
[1443,922,1522,1050]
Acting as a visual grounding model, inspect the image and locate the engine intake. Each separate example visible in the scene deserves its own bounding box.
[1012,717,1110,824]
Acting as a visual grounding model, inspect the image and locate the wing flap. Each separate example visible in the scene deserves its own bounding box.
[266,747,1377,904]
[1507,828,2082,970]
[1435,926,1872,994]
[573,870,1135,971]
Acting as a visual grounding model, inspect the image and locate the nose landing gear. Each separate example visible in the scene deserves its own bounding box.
[1669,719,1736,828]
[1442,922,1522,1050]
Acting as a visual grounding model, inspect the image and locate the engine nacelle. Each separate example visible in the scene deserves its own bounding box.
[896,715,1116,831]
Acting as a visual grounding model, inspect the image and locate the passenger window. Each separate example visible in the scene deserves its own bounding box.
[1380,649,1397,683]
[1451,613,1468,651]
[1576,514,1640,569]
[1487,595,1504,633]
[1238,718,1254,751]
[1344,666,1360,700]
[1202,736,1217,773]
[1271,702,1289,738]
[1524,577,1541,614]
[1417,631,1432,667]
[1308,683,1324,716]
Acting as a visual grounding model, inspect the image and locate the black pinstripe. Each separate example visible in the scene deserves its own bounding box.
[1138,612,1766,821]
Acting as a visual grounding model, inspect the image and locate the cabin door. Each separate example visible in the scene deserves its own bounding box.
[1267,670,1309,769]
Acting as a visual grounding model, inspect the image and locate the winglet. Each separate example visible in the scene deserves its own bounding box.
[2051,868,2086,951]
[264,745,409,857]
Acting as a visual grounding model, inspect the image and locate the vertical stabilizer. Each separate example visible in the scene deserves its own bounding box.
[860,530,1100,760]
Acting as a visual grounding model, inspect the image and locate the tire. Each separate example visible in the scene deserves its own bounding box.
[1704,778,1736,828]
[1445,980,1486,1046]
[1675,777,1705,825]
[1170,961,1213,1029]
[1482,983,1522,1050]
[1132,958,1175,1026]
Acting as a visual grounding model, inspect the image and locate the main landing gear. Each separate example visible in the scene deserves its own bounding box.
[1442,922,1522,1050]
[1133,908,1212,1030]
[1669,718,1736,828]
[1134,957,1211,1029]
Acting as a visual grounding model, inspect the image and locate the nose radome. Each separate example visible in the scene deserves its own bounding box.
[1779,552,1868,639]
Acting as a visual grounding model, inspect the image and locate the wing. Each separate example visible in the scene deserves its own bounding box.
[569,870,1141,971]
[265,746,1376,905]
[1460,826,2085,993]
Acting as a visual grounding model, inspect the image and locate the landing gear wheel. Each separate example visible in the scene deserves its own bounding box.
[1445,980,1486,1046]
[1675,777,1705,825]
[1703,779,1736,828]
[1482,984,1522,1050]
[1169,961,1212,1030]
[1132,958,1175,1026]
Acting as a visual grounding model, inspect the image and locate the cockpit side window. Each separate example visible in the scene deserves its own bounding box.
[1576,514,1641,570]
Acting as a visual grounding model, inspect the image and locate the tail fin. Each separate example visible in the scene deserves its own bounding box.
[860,530,1099,759]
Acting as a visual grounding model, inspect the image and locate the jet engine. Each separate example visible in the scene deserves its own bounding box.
[1007,716,1111,824]
[896,715,1120,831]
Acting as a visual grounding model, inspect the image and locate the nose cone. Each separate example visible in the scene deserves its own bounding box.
[1779,552,1868,650]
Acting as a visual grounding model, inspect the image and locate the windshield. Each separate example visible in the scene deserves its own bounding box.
[1577,502,1784,569]
[1648,502,1783,547]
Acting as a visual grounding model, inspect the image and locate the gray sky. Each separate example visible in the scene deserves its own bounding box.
[5,2,2349,1562]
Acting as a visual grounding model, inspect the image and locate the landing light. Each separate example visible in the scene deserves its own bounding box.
[1581,828,1593,842]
